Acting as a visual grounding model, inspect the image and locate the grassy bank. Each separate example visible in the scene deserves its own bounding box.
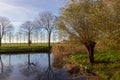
[64,50,120,80]
[1,43,54,47]
[0,43,52,53]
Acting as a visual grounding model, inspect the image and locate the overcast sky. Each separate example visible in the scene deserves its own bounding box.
[0,0,66,27]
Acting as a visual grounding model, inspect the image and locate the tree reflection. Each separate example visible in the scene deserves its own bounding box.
[37,52,68,80]
[0,54,4,73]
[0,54,13,80]
[38,52,57,80]
[19,53,41,77]
[19,53,69,80]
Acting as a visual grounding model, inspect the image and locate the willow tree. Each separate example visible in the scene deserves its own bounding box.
[95,0,120,49]
[57,0,114,63]
[114,0,120,48]
[105,0,120,49]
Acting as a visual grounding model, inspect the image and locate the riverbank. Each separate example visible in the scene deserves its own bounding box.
[63,50,120,80]
[0,46,51,53]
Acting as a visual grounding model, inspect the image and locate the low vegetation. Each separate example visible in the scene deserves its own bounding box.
[63,50,120,80]
[52,44,120,80]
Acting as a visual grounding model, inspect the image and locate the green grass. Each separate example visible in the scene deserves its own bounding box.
[64,50,120,80]
[1,43,54,47]
[0,43,54,53]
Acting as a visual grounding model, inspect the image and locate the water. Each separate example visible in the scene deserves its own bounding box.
[0,53,87,80]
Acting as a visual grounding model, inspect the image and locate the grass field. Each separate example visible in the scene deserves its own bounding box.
[1,43,54,47]
[64,50,120,80]
[0,43,54,53]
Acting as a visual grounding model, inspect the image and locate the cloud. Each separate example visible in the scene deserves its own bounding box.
[0,2,42,26]
[0,2,40,31]
[0,0,66,27]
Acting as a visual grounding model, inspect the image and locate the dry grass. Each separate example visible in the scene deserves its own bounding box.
[52,43,86,68]
[52,43,86,56]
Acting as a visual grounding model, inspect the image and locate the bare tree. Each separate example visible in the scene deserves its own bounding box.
[0,16,13,46]
[36,12,56,48]
[20,21,38,46]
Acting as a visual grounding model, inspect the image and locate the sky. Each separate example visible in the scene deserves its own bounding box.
[0,0,66,27]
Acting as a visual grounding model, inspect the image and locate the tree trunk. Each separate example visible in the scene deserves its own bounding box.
[28,32,31,47]
[85,41,96,64]
[48,33,51,48]
[0,38,1,47]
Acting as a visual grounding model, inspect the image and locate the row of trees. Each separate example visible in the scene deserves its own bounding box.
[2,31,58,44]
[57,0,120,63]
[21,12,56,47]
[0,12,57,47]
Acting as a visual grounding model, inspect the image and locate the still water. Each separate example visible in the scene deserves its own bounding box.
[0,53,86,80]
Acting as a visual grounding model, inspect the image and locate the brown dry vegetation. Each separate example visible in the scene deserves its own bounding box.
[52,43,86,56]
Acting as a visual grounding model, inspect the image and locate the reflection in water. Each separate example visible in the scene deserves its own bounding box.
[0,54,13,80]
[19,53,40,77]
[0,53,85,80]
[46,52,56,80]
[36,52,69,80]
[38,52,62,80]
[19,52,69,80]
[0,54,4,73]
